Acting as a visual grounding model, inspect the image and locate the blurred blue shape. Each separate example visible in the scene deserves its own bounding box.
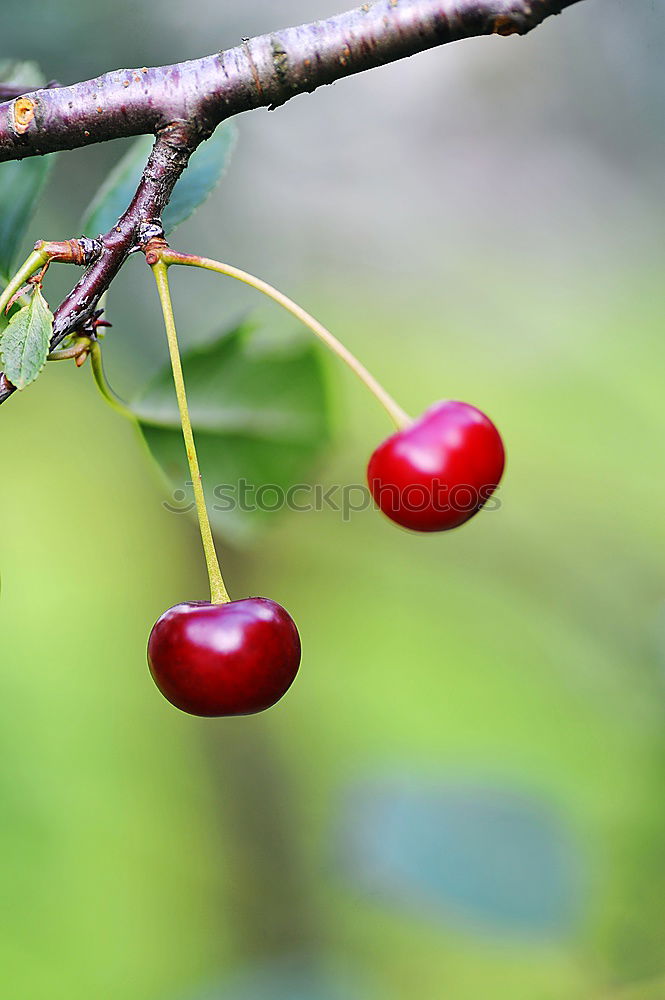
[185,957,376,1000]
[336,776,584,938]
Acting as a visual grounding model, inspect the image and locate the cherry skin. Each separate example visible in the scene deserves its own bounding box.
[367,400,505,532]
[148,597,301,717]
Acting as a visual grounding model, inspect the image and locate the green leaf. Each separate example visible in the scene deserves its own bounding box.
[162,124,237,232]
[81,135,153,239]
[81,123,237,238]
[131,323,330,546]
[0,286,53,389]
[0,159,54,283]
[0,62,53,282]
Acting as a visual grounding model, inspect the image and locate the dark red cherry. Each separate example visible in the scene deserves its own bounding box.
[367,400,505,531]
[147,597,301,717]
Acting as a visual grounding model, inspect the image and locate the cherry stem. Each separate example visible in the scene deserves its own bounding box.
[88,341,136,418]
[0,248,49,317]
[158,249,411,431]
[49,334,136,417]
[151,259,231,606]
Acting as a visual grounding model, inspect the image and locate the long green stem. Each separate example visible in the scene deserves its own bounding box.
[48,335,136,418]
[151,260,230,605]
[89,341,136,419]
[160,249,411,431]
[0,249,49,317]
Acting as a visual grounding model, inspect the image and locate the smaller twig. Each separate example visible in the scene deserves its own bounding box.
[0,248,48,317]
[36,238,103,266]
[47,337,91,362]
[4,283,32,313]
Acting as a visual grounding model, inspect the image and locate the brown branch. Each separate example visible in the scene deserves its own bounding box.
[51,123,195,345]
[0,0,585,163]
[0,0,588,404]
[0,124,197,404]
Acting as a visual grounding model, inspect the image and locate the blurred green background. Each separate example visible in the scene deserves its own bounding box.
[2,2,665,998]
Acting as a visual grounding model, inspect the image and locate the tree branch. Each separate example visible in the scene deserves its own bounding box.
[0,0,587,404]
[0,0,585,163]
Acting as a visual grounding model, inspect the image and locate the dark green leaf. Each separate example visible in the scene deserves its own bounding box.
[190,959,374,999]
[81,135,151,239]
[0,286,53,389]
[131,324,330,546]
[0,62,53,282]
[81,123,237,238]
[0,159,54,282]
[338,777,583,937]
[162,123,237,232]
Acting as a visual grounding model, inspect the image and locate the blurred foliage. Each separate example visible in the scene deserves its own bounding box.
[200,957,378,1000]
[337,776,582,936]
[131,321,330,546]
[2,270,665,1000]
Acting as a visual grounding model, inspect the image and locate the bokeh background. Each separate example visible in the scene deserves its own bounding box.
[2,1,665,997]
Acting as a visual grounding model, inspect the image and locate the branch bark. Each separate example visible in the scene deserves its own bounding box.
[0,0,587,404]
[0,0,584,162]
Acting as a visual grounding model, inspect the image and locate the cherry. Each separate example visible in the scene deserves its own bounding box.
[148,597,301,717]
[367,400,505,531]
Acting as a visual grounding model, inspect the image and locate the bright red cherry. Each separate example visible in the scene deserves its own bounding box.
[147,597,301,716]
[367,400,505,531]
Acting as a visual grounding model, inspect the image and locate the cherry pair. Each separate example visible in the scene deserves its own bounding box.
[149,398,505,717]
